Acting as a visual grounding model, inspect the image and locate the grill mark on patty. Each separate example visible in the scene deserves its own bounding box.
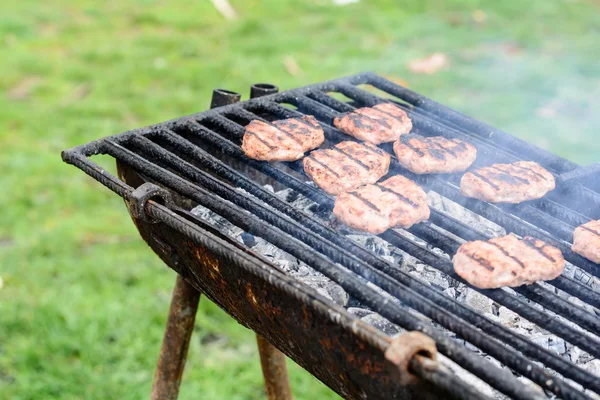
[430,140,458,157]
[421,138,447,160]
[464,252,496,271]
[401,137,426,156]
[376,184,419,209]
[450,139,469,151]
[245,130,276,149]
[348,191,381,212]
[580,225,600,237]
[372,104,406,123]
[295,116,320,130]
[306,155,341,178]
[510,164,550,181]
[330,146,370,170]
[353,110,392,129]
[262,120,303,145]
[355,143,387,157]
[470,171,501,190]
[487,242,526,269]
[489,166,530,184]
[522,237,557,262]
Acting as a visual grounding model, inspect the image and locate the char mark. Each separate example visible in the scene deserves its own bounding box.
[489,166,529,184]
[264,120,303,144]
[400,137,425,156]
[361,143,387,156]
[331,146,371,170]
[430,140,457,157]
[470,171,501,190]
[296,116,320,130]
[348,191,381,212]
[464,252,496,271]
[580,225,600,237]
[510,163,550,181]
[353,110,391,129]
[487,242,525,269]
[376,184,419,208]
[306,155,341,178]
[372,104,407,123]
[245,130,276,149]
[522,237,557,262]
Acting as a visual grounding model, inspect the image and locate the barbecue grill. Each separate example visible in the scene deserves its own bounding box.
[62,72,600,400]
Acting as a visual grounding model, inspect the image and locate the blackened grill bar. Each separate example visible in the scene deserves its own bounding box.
[62,73,600,400]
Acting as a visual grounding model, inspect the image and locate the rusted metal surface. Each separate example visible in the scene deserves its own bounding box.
[150,275,201,400]
[385,332,437,386]
[117,163,449,400]
[256,335,293,400]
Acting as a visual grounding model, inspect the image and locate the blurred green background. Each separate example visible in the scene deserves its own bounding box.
[1,1,598,399]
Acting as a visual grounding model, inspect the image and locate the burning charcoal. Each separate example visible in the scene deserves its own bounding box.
[497,307,520,328]
[427,191,506,238]
[346,307,374,319]
[581,359,600,376]
[240,232,256,248]
[360,313,401,336]
[298,276,349,307]
[530,335,568,357]
[460,290,494,315]
[443,287,457,299]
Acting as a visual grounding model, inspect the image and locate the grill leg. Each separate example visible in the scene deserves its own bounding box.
[150,275,201,400]
[256,335,294,400]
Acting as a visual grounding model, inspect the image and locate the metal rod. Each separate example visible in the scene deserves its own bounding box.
[150,276,201,400]
[256,336,294,400]
[250,83,279,99]
[210,89,242,109]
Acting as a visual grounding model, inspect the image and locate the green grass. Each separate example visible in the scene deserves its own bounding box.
[1,0,599,399]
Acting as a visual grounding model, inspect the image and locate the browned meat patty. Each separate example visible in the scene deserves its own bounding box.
[241,115,324,161]
[572,220,600,263]
[303,141,390,195]
[393,135,477,174]
[453,234,565,289]
[333,175,430,234]
[333,103,412,144]
[460,161,555,203]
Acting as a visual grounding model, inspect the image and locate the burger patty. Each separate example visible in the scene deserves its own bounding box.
[460,161,555,203]
[572,220,600,263]
[303,141,390,195]
[453,234,565,289]
[241,115,324,161]
[393,135,477,174]
[333,102,412,144]
[333,175,430,234]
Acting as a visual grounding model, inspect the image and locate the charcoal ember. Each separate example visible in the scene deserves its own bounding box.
[360,313,402,336]
[190,205,244,242]
[347,234,393,258]
[298,276,349,307]
[346,307,374,319]
[497,307,520,328]
[427,191,506,237]
[460,290,494,315]
[530,335,568,357]
[570,346,595,364]
[444,287,457,299]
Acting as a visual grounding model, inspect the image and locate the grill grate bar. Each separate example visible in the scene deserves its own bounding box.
[145,126,600,393]
[101,138,549,400]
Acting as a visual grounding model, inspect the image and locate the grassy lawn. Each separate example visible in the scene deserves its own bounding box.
[1,0,598,399]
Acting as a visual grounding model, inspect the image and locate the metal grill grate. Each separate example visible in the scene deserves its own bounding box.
[63,73,600,400]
